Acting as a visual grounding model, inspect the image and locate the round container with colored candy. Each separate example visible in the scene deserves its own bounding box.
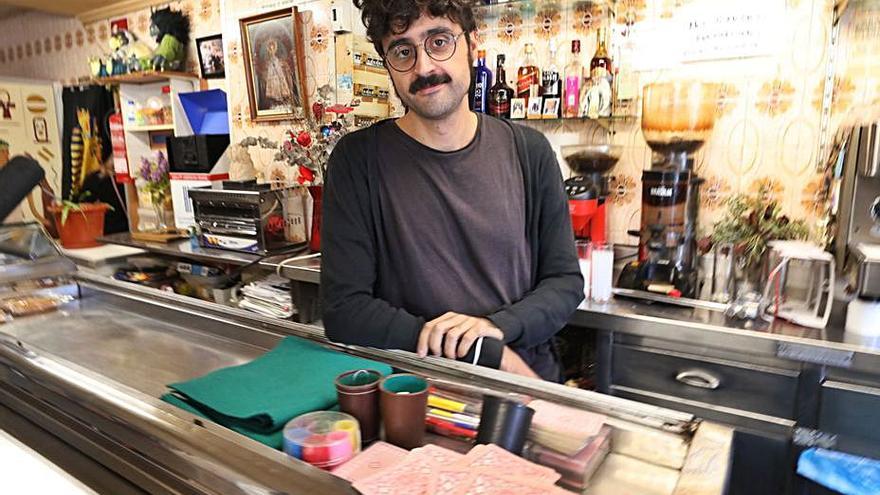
[283,411,361,470]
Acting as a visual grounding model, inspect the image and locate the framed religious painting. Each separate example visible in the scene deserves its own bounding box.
[239,7,309,122]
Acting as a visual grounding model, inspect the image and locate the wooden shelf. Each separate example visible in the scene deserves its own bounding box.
[95,71,199,85]
[124,124,174,132]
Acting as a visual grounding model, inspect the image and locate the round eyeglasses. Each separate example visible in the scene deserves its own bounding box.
[384,31,465,73]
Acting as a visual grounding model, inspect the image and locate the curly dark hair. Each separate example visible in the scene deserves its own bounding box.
[352,0,476,57]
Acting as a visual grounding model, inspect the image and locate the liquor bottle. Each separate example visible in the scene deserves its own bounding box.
[517,43,540,101]
[541,41,562,118]
[563,40,583,119]
[488,54,514,119]
[590,28,612,86]
[588,28,613,118]
[472,50,493,113]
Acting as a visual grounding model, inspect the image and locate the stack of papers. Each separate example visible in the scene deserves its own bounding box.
[338,443,570,495]
[527,400,608,456]
[238,275,294,318]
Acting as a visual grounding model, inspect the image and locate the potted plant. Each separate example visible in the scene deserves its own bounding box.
[47,191,112,249]
[708,186,809,294]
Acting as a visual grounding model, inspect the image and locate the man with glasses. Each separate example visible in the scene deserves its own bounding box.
[321,0,582,381]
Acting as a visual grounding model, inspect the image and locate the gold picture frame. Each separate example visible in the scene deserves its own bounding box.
[239,7,310,122]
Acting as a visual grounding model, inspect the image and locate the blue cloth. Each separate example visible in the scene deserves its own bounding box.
[797,448,880,495]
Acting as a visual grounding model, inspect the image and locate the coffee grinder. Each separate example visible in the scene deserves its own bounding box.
[618,82,719,298]
[563,144,621,244]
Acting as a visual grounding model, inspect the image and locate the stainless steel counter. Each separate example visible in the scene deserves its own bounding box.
[0,273,733,495]
[249,253,880,372]
[98,232,265,266]
[0,297,264,398]
[575,296,880,372]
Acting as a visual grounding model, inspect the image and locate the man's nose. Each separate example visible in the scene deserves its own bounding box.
[412,44,439,76]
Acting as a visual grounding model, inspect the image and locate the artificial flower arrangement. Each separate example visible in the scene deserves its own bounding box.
[239,85,356,187]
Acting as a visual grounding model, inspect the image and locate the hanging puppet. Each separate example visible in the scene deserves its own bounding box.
[69,108,103,198]
[150,7,191,72]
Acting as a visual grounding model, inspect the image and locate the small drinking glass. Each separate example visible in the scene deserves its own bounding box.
[591,243,614,303]
[575,240,592,302]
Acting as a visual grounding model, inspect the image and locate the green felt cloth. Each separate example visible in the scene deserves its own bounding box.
[162,392,286,448]
[161,336,391,449]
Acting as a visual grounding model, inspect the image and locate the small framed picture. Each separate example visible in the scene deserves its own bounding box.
[196,34,225,79]
[510,98,526,119]
[527,98,543,119]
[542,98,560,119]
[32,117,49,142]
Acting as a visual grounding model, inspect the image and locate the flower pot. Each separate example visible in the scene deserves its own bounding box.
[49,203,109,249]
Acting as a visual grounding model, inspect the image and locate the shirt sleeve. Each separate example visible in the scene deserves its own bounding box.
[487,130,584,348]
[320,135,423,351]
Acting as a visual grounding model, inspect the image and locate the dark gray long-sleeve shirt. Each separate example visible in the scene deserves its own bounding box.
[320,114,583,380]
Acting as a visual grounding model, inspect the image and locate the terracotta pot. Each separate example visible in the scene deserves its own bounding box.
[49,202,109,249]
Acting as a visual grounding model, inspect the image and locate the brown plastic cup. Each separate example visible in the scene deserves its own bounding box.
[379,373,428,450]
[335,369,383,444]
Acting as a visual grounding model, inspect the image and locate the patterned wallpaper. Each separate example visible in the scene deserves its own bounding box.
[1,0,876,247]
[472,0,840,245]
[0,1,222,84]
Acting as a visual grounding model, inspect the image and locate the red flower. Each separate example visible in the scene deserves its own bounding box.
[297,165,315,184]
[296,130,312,148]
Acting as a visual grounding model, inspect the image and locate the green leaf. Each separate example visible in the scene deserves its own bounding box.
[61,207,70,226]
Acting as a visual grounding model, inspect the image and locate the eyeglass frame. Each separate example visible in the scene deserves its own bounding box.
[382,29,469,73]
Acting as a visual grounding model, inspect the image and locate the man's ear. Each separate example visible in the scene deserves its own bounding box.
[468,32,478,57]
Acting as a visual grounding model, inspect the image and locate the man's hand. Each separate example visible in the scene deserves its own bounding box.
[417,312,504,359]
[500,347,540,379]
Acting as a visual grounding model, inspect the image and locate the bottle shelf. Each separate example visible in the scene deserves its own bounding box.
[472,0,615,13]
[503,114,636,124]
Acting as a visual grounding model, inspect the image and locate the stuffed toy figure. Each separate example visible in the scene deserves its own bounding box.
[150,7,191,72]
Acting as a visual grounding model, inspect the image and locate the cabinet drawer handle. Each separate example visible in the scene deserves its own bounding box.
[675,369,721,390]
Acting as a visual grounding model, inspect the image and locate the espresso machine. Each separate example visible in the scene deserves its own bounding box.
[618,82,719,298]
[563,144,620,244]
[838,124,880,342]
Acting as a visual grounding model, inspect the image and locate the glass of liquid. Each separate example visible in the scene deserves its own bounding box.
[591,243,614,303]
[576,240,591,303]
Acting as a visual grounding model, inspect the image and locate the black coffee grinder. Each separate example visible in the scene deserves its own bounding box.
[618,82,719,298]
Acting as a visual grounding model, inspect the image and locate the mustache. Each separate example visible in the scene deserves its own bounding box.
[409,73,452,94]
